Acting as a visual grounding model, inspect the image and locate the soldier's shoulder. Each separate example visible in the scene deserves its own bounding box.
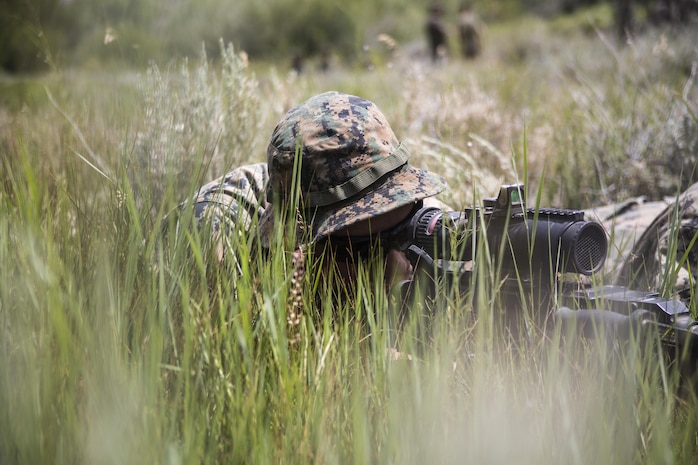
[584,197,670,233]
[584,196,672,266]
[585,183,698,232]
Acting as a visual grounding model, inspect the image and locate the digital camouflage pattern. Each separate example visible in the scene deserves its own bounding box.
[584,196,669,278]
[258,91,446,246]
[425,3,449,63]
[191,162,269,235]
[585,182,698,302]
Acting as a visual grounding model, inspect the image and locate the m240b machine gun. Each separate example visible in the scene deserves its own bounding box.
[396,184,698,374]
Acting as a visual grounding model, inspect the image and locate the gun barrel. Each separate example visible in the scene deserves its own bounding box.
[555,306,698,365]
[554,306,649,341]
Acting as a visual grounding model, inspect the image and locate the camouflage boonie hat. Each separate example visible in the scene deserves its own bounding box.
[259,91,446,246]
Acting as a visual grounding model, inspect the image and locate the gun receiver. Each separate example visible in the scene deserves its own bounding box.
[559,285,698,364]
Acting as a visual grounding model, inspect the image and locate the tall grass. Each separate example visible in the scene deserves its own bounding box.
[2,16,698,465]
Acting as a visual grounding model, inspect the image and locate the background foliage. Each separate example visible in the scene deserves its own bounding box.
[4,0,693,72]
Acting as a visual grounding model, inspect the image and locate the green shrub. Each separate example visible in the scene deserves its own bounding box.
[127,40,264,217]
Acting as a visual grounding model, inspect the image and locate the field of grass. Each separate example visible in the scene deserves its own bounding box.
[2,9,698,465]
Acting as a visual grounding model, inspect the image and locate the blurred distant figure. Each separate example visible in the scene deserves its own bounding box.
[615,0,634,39]
[643,0,698,25]
[318,47,331,72]
[457,3,483,59]
[425,3,449,64]
[291,52,304,74]
[615,0,697,40]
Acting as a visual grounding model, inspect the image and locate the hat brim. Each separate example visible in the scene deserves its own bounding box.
[259,163,446,247]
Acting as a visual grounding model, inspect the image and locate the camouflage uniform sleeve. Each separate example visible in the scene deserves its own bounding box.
[584,196,670,280]
[585,183,698,301]
[192,162,270,236]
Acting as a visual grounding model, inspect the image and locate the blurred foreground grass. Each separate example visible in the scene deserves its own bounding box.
[1,13,698,465]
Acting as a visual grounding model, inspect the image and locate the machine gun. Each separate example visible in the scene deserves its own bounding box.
[395,184,698,375]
